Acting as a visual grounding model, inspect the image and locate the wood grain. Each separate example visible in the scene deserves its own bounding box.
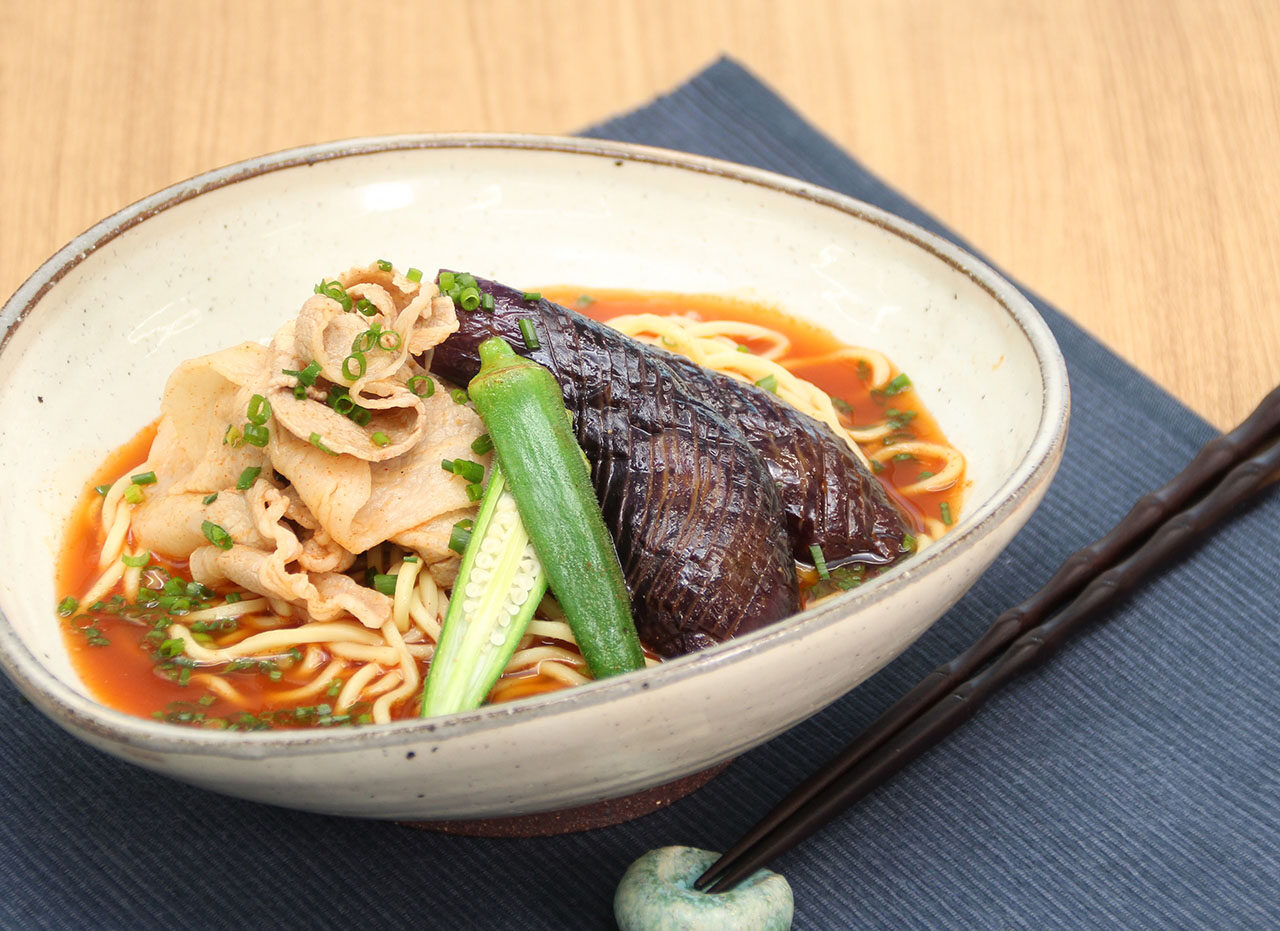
[3,0,1277,429]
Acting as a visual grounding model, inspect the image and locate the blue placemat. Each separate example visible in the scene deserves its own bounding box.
[3,59,1277,930]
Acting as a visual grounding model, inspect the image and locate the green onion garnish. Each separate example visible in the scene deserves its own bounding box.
[403,555,420,563]
[123,485,144,505]
[376,259,392,271]
[449,458,485,483]
[350,407,371,427]
[372,573,398,596]
[203,492,219,505]
[309,433,337,455]
[202,520,234,551]
[481,292,494,311]
[406,268,423,283]
[342,352,366,381]
[242,423,269,447]
[870,460,885,474]
[576,294,595,307]
[901,533,917,553]
[459,287,481,311]
[122,551,150,568]
[881,373,912,397]
[158,638,186,658]
[131,471,157,485]
[355,297,377,316]
[378,330,402,352]
[892,452,915,462]
[332,394,355,416]
[940,501,953,525]
[440,458,454,473]
[470,433,493,455]
[406,375,433,397]
[918,470,935,480]
[313,279,352,312]
[371,432,390,447]
[832,397,854,416]
[94,484,111,496]
[450,388,469,405]
[247,394,271,425]
[299,361,322,385]
[438,271,455,291]
[518,318,540,350]
[521,291,542,302]
[447,519,473,555]
[809,544,830,580]
[225,592,242,604]
[235,466,261,490]
[352,329,379,353]
[465,482,484,502]
[56,596,79,617]
[755,374,779,394]
[736,344,751,353]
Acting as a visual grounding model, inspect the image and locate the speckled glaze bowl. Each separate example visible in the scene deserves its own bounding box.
[0,135,1068,820]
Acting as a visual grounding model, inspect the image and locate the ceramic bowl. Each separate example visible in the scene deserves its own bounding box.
[0,135,1068,820]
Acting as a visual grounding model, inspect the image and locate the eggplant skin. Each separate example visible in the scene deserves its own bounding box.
[431,275,799,657]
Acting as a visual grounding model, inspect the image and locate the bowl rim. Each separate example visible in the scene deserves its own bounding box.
[0,132,1070,759]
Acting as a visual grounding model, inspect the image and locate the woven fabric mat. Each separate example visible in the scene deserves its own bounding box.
[2,58,1276,930]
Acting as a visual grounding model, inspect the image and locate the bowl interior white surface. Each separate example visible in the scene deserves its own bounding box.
[0,136,1067,818]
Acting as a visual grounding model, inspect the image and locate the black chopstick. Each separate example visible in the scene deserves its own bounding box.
[698,385,1280,893]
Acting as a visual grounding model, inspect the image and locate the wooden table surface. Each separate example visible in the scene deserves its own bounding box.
[3,0,1277,430]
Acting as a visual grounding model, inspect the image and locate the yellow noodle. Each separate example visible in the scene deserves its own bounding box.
[328,642,401,665]
[869,441,965,495]
[371,621,420,723]
[523,619,577,644]
[392,556,422,633]
[363,669,404,700]
[170,621,383,663]
[190,673,252,708]
[180,597,270,624]
[534,662,592,687]
[271,659,347,704]
[505,645,587,672]
[335,661,382,712]
[121,548,145,602]
[81,560,125,607]
[98,493,132,571]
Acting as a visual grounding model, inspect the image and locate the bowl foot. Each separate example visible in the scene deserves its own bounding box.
[400,760,733,837]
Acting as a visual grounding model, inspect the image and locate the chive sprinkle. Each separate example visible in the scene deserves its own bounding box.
[440,458,454,473]
[56,596,79,617]
[313,279,352,312]
[94,484,111,496]
[202,520,234,551]
[755,374,779,394]
[342,352,366,381]
[406,268,423,283]
[121,551,150,568]
[470,433,493,456]
[481,292,494,311]
[123,484,144,505]
[449,458,485,483]
[465,482,484,502]
[370,431,390,448]
[518,318,540,350]
[450,388,469,405]
[576,294,595,307]
[940,501,954,525]
[376,259,392,271]
[235,466,261,490]
[309,433,337,456]
[203,492,219,505]
[299,361,322,385]
[372,573,398,596]
[355,297,377,316]
[447,520,473,555]
[918,470,935,480]
[131,471,157,485]
[225,592,242,604]
[459,287,482,311]
[241,423,269,448]
[246,394,271,425]
[378,329,402,352]
[406,375,434,397]
[438,271,455,291]
[880,373,912,397]
[521,291,542,302]
[809,544,830,580]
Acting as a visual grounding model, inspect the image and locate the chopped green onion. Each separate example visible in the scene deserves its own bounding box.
[350,407,371,427]
[755,374,779,393]
[292,361,322,386]
[292,384,307,400]
[406,267,423,283]
[332,394,355,416]
[352,329,379,353]
[223,425,243,447]
[736,344,751,353]
[131,471,157,485]
[470,433,493,455]
[521,291,542,302]
[518,318,540,350]
[313,279,352,312]
[225,592,242,604]
[576,294,595,307]
[832,397,854,416]
[809,544,830,579]
[371,431,390,447]
[901,533,917,553]
[481,292,494,312]
[449,458,485,483]
[242,423,269,447]
[403,555,420,563]
[202,520,234,551]
[202,492,219,505]
[372,573,398,596]
[892,452,915,461]
[342,352,366,381]
[465,482,484,502]
[918,470,935,480]
[355,297,377,316]
[122,551,150,568]
[406,375,434,397]
[451,388,469,405]
[94,484,111,496]
[440,458,454,473]
[158,638,186,658]
[378,329,402,352]
[247,394,271,425]
[438,271,456,291]
[880,373,912,397]
[459,287,481,311]
[235,466,262,490]
[870,460,885,474]
[940,501,954,526]
[123,485,144,505]
[447,519,474,555]
[309,433,337,456]
[56,596,79,617]
[376,259,392,271]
